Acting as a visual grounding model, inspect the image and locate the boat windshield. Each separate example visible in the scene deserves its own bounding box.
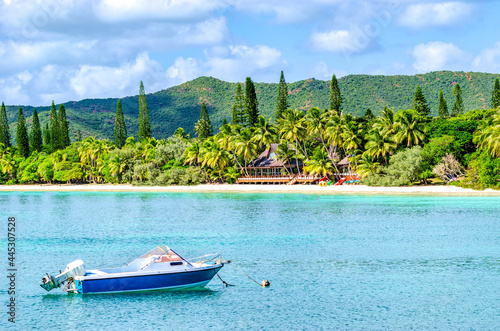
[139,245,185,263]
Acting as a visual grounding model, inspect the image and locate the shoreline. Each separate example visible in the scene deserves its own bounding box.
[0,183,499,196]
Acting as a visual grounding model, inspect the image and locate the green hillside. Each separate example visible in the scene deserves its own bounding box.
[4,71,500,141]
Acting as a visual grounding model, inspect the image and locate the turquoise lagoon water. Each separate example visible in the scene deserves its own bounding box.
[1,191,499,329]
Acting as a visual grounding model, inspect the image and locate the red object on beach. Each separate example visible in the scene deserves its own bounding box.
[319,176,329,182]
[334,178,345,185]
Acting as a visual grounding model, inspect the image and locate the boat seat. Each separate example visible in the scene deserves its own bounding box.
[155,255,183,263]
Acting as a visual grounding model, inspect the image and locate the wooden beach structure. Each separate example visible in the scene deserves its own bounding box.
[236,144,358,185]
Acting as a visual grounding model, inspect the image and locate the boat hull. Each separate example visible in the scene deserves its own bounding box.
[74,265,222,294]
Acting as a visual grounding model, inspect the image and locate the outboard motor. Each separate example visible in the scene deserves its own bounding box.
[40,260,86,292]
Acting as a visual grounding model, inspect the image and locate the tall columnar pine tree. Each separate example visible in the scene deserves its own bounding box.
[113,99,127,148]
[438,90,448,117]
[232,83,245,125]
[413,86,430,116]
[77,129,82,142]
[0,102,11,147]
[451,83,464,116]
[58,104,70,148]
[16,107,30,158]
[195,102,213,139]
[491,78,500,109]
[43,123,51,145]
[330,74,342,115]
[275,70,289,120]
[244,77,259,127]
[49,101,60,148]
[30,109,43,152]
[138,80,151,141]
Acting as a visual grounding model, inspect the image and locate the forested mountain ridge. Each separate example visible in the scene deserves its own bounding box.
[4,71,500,141]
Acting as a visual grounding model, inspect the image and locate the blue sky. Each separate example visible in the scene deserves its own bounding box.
[1,0,500,106]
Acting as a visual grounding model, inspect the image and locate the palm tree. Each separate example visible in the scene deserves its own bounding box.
[93,140,112,183]
[252,115,277,148]
[324,113,344,163]
[217,123,244,157]
[216,124,247,171]
[365,130,396,164]
[135,166,148,182]
[141,138,157,163]
[394,110,426,148]
[305,107,327,140]
[184,142,201,166]
[78,137,112,183]
[201,137,231,178]
[341,119,362,152]
[124,136,136,148]
[51,150,68,170]
[355,153,381,177]
[198,138,214,168]
[474,110,500,157]
[109,154,126,182]
[276,141,295,174]
[305,107,335,157]
[143,146,156,164]
[78,137,95,182]
[223,166,241,183]
[278,109,308,162]
[373,106,396,138]
[216,123,234,151]
[95,157,108,183]
[303,148,334,177]
[1,153,16,180]
[234,128,258,174]
[174,127,187,139]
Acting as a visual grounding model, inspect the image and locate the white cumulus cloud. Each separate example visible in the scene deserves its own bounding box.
[412,41,469,73]
[399,2,471,28]
[233,0,342,24]
[166,57,202,86]
[70,52,166,100]
[472,42,500,72]
[310,28,373,54]
[94,0,227,22]
[206,44,284,81]
[166,44,285,84]
[0,53,169,105]
[0,41,285,105]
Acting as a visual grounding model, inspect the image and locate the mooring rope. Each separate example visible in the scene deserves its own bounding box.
[231,262,262,286]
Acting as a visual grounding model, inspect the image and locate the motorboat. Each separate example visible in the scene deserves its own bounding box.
[40,245,224,294]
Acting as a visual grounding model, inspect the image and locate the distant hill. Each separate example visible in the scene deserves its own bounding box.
[4,71,500,141]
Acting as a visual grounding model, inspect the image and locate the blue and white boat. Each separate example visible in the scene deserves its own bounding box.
[40,245,224,294]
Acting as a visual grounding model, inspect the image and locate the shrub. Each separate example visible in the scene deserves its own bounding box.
[361,146,423,186]
[421,135,459,168]
[154,137,188,166]
[454,151,500,190]
[432,153,465,182]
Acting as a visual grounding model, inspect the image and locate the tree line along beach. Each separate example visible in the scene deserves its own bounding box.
[1,72,499,191]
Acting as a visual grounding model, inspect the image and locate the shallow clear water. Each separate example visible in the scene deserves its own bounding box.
[1,191,499,329]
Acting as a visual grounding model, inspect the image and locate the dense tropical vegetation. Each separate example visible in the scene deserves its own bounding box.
[1,73,499,189]
[3,71,500,141]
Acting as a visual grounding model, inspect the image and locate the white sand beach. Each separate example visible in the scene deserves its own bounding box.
[0,183,499,196]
